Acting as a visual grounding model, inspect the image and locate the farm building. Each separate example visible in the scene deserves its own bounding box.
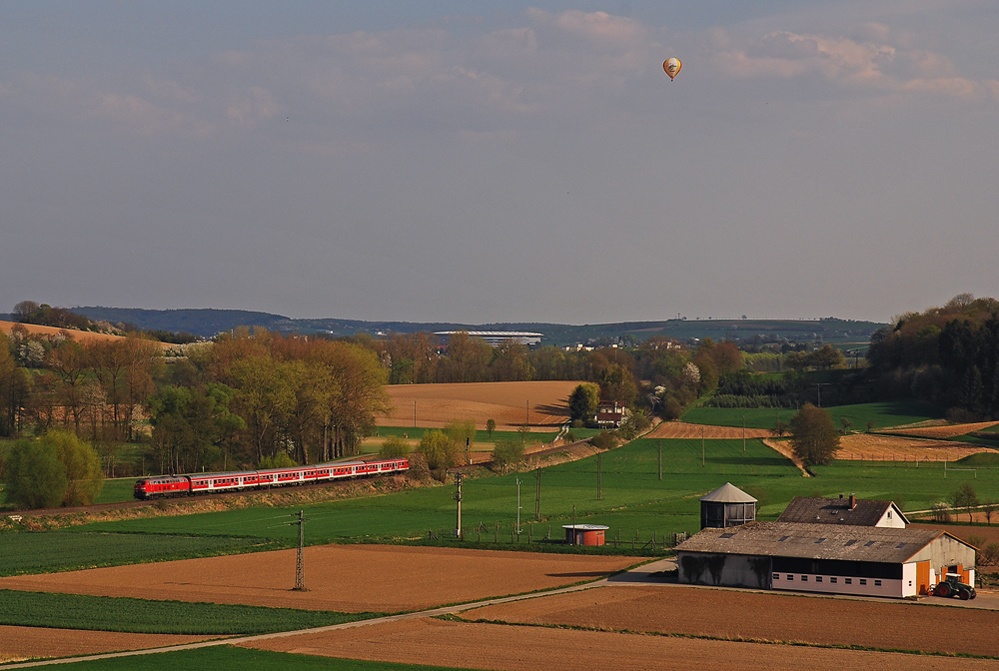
[700,482,756,529]
[778,494,908,528]
[675,521,976,598]
[595,402,628,428]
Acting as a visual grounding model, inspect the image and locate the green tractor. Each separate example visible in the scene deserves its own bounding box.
[932,573,976,600]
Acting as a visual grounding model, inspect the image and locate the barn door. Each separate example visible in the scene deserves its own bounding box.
[916,561,930,595]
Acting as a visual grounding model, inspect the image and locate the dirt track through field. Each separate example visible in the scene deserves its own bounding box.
[0,626,207,663]
[460,583,999,658]
[243,613,998,671]
[647,421,773,440]
[379,381,576,430]
[0,545,642,613]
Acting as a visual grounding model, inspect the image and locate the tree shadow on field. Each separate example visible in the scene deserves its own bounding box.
[709,457,792,468]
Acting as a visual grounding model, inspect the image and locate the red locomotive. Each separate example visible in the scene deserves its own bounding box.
[133,457,409,500]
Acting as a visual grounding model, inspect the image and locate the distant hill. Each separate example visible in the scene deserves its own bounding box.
[72,306,885,348]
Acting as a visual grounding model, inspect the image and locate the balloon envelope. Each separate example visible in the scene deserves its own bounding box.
[663,57,682,80]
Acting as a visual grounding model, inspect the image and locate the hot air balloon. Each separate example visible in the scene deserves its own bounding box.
[663,57,682,81]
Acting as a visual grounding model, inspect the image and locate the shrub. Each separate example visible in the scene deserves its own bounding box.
[380,435,411,459]
[589,431,618,450]
[2,439,67,509]
[259,453,297,469]
[492,440,525,471]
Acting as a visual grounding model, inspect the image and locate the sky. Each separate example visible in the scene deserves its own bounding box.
[1,1,997,325]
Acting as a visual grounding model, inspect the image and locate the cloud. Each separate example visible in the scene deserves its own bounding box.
[715,27,994,102]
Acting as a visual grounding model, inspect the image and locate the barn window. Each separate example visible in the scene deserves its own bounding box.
[779,536,790,542]
[895,543,907,549]
[845,540,858,546]
[845,578,852,585]
[815,576,822,583]
[801,575,808,582]
[830,577,837,584]
[860,579,867,585]
[874,580,882,586]
[720,533,735,539]
[865,541,876,547]
[815,538,826,544]
[772,573,779,580]
[787,575,793,580]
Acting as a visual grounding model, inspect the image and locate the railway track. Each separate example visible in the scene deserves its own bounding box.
[7,476,396,519]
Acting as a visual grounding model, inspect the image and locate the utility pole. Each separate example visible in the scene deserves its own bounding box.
[288,510,309,591]
[465,437,470,466]
[658,441,662,481]
[535,468,541,521]
[414,401,417,428]
[742,415,746,455]
[516,478,522,536]
[453,472,463,539]
[597,453,602,500]
[701,426,705,467]
[572,504,576,545]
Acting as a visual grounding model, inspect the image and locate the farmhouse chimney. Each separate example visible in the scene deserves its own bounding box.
[849,493,856,510]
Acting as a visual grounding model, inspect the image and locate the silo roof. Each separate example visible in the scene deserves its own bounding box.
[700,482,757,503]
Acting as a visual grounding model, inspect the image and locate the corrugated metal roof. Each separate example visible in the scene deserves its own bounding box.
[675,522,949,563]
[777,496,909,526]
[700,482,757,503]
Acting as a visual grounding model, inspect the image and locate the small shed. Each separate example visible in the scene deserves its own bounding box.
[700,482,756,529]
[563,524,609,546]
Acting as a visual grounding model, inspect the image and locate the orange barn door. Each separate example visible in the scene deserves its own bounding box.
[916,561,930,595]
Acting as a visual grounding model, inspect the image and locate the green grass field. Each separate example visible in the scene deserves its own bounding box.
[53,647,476,671]
[682,400,945,431]
[0,532,281,577]
[0,590,378,634]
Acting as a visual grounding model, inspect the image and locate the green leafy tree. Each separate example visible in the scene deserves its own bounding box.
[568,383,600,425]
[418,429,459,472]
[2,438,67,509]
[789,404,841,467]
[46,429,103,505]
[485,419,496,439]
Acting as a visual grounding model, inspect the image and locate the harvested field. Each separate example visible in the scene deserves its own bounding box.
[379,381,577,430]
[0,319,168,348]
[884,421,999,439]
[0,545,642,613]
[243,614,997,671]
[647,421,772,440]
[462,584,999,658]
[0,625,206,663]
[762,438,809,475]
[836,433,988,462]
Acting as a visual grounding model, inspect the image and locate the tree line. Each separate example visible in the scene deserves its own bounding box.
[867,294,999,420]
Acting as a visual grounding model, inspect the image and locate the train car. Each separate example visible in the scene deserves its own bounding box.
[133,457,409,500]
[133,475,191,500]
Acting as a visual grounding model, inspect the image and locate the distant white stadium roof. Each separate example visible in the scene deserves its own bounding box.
[434,331,543,346]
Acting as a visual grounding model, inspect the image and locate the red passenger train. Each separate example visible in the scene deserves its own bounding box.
[133,458,409,500]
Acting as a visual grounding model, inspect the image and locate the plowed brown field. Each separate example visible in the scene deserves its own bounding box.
[0,545,641,613]
[0,625,206,663]
[647,421,772,440]
[462,584,999,658]
[243,614,997,671]
[379,381,577,430]
[836,433,988,461]
[0,319,169,348]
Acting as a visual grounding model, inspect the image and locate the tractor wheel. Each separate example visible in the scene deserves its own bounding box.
[971,591,978,600]
[936,583,950,597]
[959,589,971,600]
